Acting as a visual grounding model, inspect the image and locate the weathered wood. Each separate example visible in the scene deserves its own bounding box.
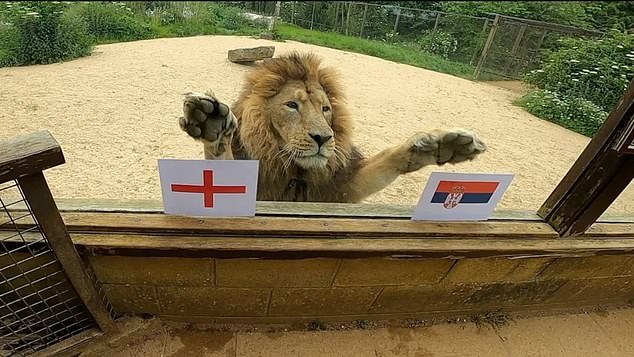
[29,328,101,357]
[474,14,500,80]
[345,1,352,36]
[392,6,401,34]
[227,46,275,63]
[0,130,65,183]
[5,198,633,223]
[72,233,634,259]
[538,78,634,237]
[359,3,368,37]
[18,173,116,333]
[38,211,558,239]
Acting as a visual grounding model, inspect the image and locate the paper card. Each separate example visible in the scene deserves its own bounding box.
[158,159,259,217]
[412,172,514,221]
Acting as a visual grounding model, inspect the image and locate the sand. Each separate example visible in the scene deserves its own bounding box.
[1,35,632,214]
[77,308,634,356]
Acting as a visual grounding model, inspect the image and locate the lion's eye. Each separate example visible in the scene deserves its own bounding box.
[285,101,298,110]
[322,106,331,112]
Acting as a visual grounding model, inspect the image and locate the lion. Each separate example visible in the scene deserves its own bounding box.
[178,51,486,203]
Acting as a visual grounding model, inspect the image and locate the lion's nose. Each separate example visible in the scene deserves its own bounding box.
[309,133,333,147]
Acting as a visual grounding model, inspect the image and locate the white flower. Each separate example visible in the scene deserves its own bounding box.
[572,79,579,82]
[589,71,597,74]
[617,45,624,49]
[612,65,620,69]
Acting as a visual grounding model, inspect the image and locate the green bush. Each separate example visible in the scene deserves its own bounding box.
[517,90,608,137]
[417,30,458,59]
[523,31,634,112]
[67,2,155,43]
[0,1,93,66]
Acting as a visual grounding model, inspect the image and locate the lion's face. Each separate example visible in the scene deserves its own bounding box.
[267,79,335,170]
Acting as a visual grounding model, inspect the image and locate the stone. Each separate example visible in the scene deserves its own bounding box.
[228,46,275,63]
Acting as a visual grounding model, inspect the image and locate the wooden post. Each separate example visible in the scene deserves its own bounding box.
[334,2,339,30]
[19,173,116,332]
[310,1,315,30]
[474,14,500,80]
[360,3,368,37]
[393,6,401,34]
[291,1,295,24]
[538,79,634,237]
[270,1,281,31]
[345,2,352,36]
[431,11,441,38]
[503,23,528,74]
[470,19,490,65]
[0,131,116,333]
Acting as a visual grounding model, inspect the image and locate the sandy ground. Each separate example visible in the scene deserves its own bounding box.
[77,308,634,356]
[0,35,632,213]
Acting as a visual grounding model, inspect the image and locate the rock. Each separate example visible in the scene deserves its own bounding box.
[227,46,275,63]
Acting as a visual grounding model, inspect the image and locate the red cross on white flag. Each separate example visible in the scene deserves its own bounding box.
[158,159,259,217]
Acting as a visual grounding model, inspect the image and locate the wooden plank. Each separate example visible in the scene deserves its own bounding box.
[539,79,634,221]
[39,211,558,239]
[18,173,116,333]
[0,130,65,183]
[71,233,634,259]
[29,328,102,357]
[538,79,634,236]
[474,14,500,80]
[46,198,545,221]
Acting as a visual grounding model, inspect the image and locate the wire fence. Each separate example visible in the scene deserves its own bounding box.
[0,180,112,356]
[244,1,604,80]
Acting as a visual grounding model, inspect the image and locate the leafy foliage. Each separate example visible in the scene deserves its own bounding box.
[417,30,457,59]
[516,90,608,137]
[0,2,268,67]
[524,31,634,111]
[67,2,154,43]
[519,31,634,136]
[0,1,93,66]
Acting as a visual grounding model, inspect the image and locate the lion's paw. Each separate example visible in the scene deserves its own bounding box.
[178,91,237,143]
[433,128,486,165]
[405,128,486,172]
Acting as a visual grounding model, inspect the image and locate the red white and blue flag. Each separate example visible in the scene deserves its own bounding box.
[431,180,500,209]
[413,172,514,221]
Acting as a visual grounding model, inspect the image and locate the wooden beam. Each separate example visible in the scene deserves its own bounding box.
[72,232,634,259]
[18,173,116,333]
[538,79,634,236]
[474,14,500,80]
[39,211,558,239]
[0,130,65,183]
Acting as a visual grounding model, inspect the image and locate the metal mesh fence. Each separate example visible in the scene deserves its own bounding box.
[0,180,106,356]
[243,1,603,80]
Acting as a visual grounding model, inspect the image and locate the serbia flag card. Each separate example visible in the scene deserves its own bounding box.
[412,172,514,221]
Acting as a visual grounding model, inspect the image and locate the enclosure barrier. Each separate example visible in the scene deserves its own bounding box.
[0,132,115,356]
[2,127,633,331]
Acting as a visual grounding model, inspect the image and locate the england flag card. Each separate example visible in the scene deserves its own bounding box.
[412,172,514,221]
[158,159,259,217]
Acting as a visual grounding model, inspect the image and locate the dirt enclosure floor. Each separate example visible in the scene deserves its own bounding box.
[0,35,632,214]
[77,308,634,356]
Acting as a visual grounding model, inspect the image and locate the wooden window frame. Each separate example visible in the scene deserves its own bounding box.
[538,79,634,237]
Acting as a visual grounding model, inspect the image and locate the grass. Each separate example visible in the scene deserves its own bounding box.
[276,23,477,80]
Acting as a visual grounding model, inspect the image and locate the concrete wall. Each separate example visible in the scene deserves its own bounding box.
[86,254,634,323]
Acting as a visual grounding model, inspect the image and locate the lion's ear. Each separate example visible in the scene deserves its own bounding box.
[252,73,284,97]
[318,67,345,102]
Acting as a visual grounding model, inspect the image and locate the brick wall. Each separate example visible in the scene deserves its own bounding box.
[86,254,634,323]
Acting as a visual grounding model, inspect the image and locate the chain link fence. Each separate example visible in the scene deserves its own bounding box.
[241,1,604,80]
